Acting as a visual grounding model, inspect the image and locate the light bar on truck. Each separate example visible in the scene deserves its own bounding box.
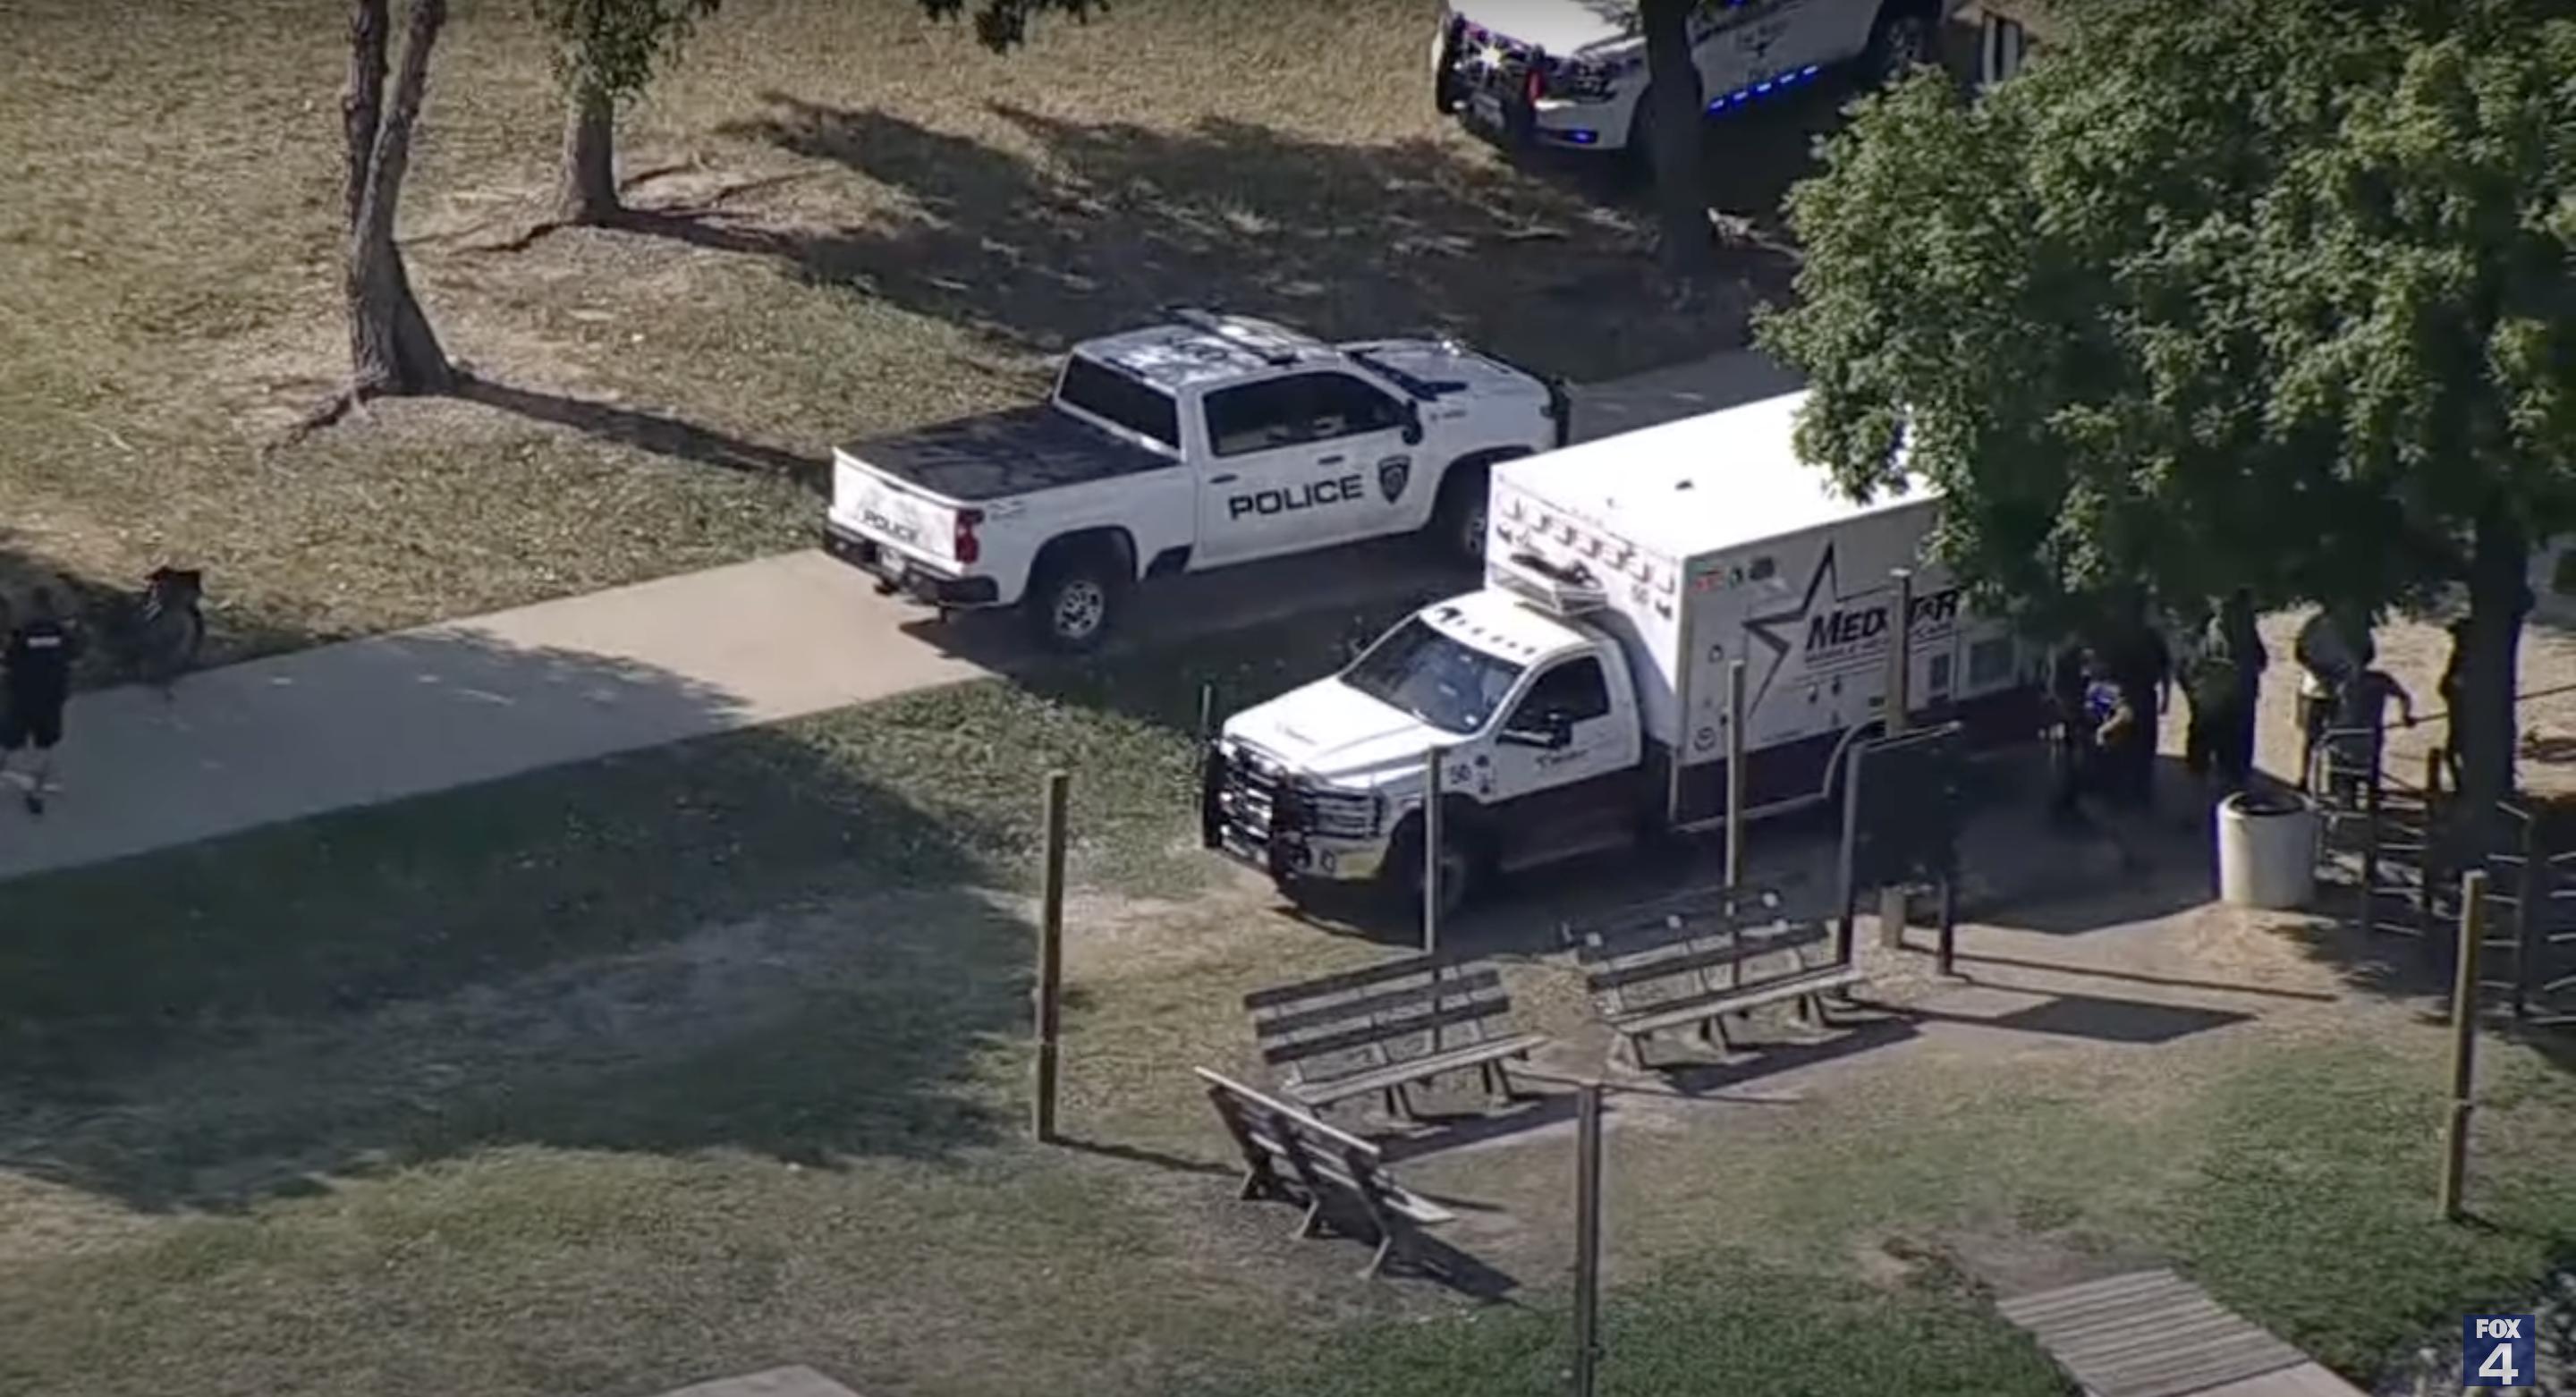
[1493,550,1607,615]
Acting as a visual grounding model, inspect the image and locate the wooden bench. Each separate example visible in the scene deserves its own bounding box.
[1195,1067,1456,1279]
[1572,894,1863,1070]
[1243,952,1548,1120]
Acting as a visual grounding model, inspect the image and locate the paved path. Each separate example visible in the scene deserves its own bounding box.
[0,350,1801,884]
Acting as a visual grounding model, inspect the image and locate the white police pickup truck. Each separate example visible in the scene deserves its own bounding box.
[1431,0,1938,156]
[822,310,1570,651]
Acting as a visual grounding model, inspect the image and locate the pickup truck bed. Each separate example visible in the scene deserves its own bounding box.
[842,406,1169,503]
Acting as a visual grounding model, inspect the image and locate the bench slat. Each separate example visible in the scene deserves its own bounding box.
[1287,1033,1547,1106]
[1572,888,1800,949]
[1608,966,1863,1037]
[1195,1067,1380,1156]
[1252,969,1505,1041]
[1582,923,1829,992]
[1242,952,1466,1011]
[1260,997,1513,1066]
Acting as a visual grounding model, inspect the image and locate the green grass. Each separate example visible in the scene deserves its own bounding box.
[0,0,1783,668]
[1203,1256,2073,1397]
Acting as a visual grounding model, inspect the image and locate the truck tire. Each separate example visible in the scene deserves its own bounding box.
[1864,2,1936,85]
[1427,452,1524,567]
[1025,543,1128,654]
[1385,810,1479,926]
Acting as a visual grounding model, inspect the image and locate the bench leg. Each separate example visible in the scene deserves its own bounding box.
[1707,1015,1733,1054]
[1617,1031,1651,1072]
[1361,1231,1395,1281]
[1293,1198,1326,1241]
[1389,1083,1417,1122]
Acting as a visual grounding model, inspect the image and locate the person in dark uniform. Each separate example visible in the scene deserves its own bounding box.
[2098,609,2171,809]
[2046,638,2095,826]
[2,588,83,814]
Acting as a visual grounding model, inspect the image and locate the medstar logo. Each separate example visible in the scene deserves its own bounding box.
[1740,544,1962,711]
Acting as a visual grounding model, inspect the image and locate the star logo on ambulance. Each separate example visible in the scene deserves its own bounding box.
[1740,541,1857,713]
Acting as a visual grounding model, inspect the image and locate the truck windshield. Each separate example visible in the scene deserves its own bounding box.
[1055,354,1180,452]
[1340,617,1525,735]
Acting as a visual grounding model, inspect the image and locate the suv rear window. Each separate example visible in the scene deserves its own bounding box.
[1056,355,1180,452]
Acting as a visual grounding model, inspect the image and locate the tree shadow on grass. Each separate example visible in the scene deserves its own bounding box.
[661,95,1763,378]
[453,370,827,494]
[0,627,1025,1212]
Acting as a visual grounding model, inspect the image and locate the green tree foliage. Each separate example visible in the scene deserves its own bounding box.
[538,0,1106,224]
[1758,0,2576,814]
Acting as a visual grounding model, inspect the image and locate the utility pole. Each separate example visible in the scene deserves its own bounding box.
[1572,1081,1606,1397]
[1877,569,1913,950]
[2439,869,2487,1221]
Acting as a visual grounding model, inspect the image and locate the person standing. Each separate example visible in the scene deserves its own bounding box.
[0,587,82,815]
[2100,613,2170,809]
[2326,657,2415,808]
[2293,605,2363,791]
[2046,637,2095,827]
[2200,589,2267,795]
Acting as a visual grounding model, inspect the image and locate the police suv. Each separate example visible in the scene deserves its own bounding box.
[823,311,1570,651]
[1432,0,1939,156]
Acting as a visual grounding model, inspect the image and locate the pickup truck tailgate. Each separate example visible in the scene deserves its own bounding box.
[832,450,961,567]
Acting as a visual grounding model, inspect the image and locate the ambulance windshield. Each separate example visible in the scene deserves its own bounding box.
[1340,615,1525,736]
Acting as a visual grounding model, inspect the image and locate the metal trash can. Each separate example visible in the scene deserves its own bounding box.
[2216,789,2318,910]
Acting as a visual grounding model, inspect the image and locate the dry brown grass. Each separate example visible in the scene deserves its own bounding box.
[0,0,1811,667]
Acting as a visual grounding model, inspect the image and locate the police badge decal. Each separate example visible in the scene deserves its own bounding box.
[1377,456,1411,504]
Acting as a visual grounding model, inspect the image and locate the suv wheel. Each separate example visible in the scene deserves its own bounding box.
[1026,549,1124,654]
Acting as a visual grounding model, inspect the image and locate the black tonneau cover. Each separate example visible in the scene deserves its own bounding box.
[842,405,1175,503]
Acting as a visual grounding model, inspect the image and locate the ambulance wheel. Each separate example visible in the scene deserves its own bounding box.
[1385,813,1479,926]
[1026,543,1127,654]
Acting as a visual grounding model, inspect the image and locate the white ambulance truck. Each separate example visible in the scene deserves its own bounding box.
[1199,390,2044,913]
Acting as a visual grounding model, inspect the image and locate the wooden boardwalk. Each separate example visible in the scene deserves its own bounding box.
[1997,1270,2367,1397]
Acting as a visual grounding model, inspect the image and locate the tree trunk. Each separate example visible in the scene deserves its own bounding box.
[1640,0,1710,284]
[556,82,619,226]
[2452,499,2531,840]
[346,0,452,397]
[343,0,388,233]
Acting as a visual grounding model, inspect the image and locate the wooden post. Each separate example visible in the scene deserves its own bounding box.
[2439,868,2486,1222]
[2513,809,2544,1020]
[1421,747,1445,955]
[2360,768,2382,934]
[2419,747,2446,931]
[1877,569,1914,950]
[1572,1080,1606,1397]
[1724,658,1747,890]
[1197,681,1216,741]
[1032,770,1070,1145]
[1936,871,1958,979]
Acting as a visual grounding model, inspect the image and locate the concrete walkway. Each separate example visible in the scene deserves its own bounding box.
[0,351,1801,883]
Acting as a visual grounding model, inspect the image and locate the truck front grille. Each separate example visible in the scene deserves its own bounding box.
[1200,742,1377,868]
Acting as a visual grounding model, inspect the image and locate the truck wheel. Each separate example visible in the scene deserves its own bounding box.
[1385,814,1479,926]
[1428,460,1497,567]
[1026,549,1125,654]
[1865,4,1936,84]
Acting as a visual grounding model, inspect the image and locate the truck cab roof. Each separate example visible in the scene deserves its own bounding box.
[1078,313,1345,391]
[1417,586,1598,666]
